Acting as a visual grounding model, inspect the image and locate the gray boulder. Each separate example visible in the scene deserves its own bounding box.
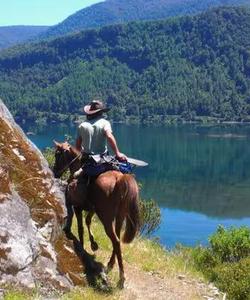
[0,99,85,293]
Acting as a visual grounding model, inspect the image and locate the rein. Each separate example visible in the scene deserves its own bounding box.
[58,151,82,177]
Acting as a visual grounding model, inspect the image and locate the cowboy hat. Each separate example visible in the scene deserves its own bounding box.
[83,100,110,115]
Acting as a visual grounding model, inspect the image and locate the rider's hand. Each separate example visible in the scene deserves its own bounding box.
[73,168,83,178]
[116,152,127,162]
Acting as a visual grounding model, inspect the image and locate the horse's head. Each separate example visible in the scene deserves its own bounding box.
[53,141,76,178]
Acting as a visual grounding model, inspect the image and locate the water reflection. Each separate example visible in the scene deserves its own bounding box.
[114,124,250,219]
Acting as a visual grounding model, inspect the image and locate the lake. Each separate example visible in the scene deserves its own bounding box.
[22,121,250,248]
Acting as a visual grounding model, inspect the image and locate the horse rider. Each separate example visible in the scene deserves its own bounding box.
[73,99,127,178]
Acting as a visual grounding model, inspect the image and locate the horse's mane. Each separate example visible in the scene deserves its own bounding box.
[69,144,81,157]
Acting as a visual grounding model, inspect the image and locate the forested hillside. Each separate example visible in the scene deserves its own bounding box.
[41,0,250,39]
[0,26,49,50]
[0,6,250,123]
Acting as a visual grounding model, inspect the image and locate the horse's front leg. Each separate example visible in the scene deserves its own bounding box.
[75,209,84,247]
[63,191,74,237]
[85,211,99,251]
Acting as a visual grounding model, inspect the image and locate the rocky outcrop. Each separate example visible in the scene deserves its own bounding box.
[0,100,85,293]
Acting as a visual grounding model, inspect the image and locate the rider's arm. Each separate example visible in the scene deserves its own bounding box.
[105,130,127,161]
[76,136,82,152]
[73,136,84,178]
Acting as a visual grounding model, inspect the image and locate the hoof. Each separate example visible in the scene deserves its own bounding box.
[117,278,125,289]
[100,270,108,285]
[98,273,111,292]
[91,241,99,252]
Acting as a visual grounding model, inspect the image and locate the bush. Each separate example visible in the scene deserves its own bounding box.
[213,257,250,300]
[209,225,250,263]
[193,226,250,300]
[139,199,161,236]
[43,147,55,168]
[192,247,219,274]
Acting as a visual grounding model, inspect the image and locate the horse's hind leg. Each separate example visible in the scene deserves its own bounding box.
[104,222,125,288]
[107,249,116,273]
[107,216,124,272]
[75,209,84,247]
[85,211,98,251]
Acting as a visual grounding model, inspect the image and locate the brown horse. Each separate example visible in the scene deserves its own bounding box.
[53,141,140,287]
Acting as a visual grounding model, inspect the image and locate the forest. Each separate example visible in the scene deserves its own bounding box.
[0,6,250,123]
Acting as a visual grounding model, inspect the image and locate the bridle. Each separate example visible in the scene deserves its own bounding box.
[55,149,82,178]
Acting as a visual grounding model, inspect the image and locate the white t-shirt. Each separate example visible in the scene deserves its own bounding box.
[77,117,112,154]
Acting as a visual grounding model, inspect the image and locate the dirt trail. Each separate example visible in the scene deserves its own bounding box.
[121,264,222,300]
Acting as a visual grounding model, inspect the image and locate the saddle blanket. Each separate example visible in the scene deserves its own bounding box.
[83,154,132,177]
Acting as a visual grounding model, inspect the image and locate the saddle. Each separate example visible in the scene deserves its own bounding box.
[82,154,133,177]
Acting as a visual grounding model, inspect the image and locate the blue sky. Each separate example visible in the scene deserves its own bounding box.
[0,0,102,26]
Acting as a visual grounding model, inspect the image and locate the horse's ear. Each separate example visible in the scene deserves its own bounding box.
[53,140,61,148]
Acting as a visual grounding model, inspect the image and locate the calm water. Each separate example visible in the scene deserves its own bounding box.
[22,122,250,248]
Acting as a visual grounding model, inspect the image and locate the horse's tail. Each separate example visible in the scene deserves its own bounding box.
[116,174,140,244]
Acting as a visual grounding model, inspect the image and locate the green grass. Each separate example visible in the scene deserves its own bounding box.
[3,290,37,300]
[62,287,119,300]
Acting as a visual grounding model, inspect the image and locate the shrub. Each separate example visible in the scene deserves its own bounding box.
[209,225,250,263]
[43,147,55,168]
[213,257,250,300]
[192,226,250,300]
[192,247,219,274]
[139,199,161,236]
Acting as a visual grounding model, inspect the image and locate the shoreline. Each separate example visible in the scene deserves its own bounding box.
[16,112,250,127]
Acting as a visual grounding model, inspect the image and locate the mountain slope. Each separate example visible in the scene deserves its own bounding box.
[0,6,250,123]
[0,26,49,50]
[41,0,250,39]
